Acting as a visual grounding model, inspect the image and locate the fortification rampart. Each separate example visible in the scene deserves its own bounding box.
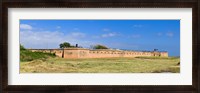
[28,48,168,59]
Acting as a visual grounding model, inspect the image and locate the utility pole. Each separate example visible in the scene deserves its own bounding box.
[62,48,64,58]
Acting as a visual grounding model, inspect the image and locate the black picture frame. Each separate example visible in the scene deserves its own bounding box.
[1,0,199,93]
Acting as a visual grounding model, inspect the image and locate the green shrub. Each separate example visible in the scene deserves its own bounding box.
[20,44,26,50]
[20,50,56,62]
[93,44,108,49]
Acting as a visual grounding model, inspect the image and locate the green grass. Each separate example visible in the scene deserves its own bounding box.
[20,57,180,73]
[20,50,56,62]
[135,56,179,59]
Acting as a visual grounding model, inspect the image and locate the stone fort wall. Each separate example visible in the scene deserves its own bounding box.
[28,48,168,59]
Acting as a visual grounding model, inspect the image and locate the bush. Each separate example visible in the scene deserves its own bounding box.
[93,44,108,49]
[20,50,56,62]
[20,44,26,50]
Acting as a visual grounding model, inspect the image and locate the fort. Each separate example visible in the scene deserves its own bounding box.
[28,48,168,59]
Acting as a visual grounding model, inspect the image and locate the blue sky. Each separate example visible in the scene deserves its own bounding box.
[20,20,180,56]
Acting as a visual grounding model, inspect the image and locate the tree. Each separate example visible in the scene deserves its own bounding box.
[59,42,71,48]
[154,49,158,51]
[93,44,108,49]
[20,44,26,50]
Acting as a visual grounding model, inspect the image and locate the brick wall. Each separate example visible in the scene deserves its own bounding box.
[28,48,168,59]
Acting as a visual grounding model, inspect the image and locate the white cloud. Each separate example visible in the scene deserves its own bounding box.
[56,26,61,29]
[20,30,91,49]
[92,36,100,39]
[133,25,143,28]
[71,32,86,38]
[20,30,65,48]
[20,24,32,30]
[101,33,116,38]
[157,32,174,37]
[166,32,174,37]
[92,32,119,38]
[102,28,110,32]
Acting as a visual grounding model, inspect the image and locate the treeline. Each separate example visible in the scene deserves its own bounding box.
[59,42,109,49]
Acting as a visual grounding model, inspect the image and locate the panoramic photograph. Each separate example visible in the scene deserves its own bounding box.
[20,20,180,73]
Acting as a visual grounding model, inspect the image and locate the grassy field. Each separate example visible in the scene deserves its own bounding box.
[20,56,180,73]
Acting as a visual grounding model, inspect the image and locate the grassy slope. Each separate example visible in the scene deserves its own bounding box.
[20,50,56,62]
[20,57,180,73]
